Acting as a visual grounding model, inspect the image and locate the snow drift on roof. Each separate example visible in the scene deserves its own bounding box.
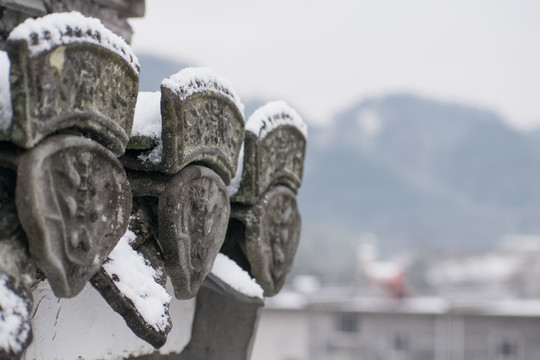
[8,11,139,74]
[246,100,307,140]
[161,67,244,115]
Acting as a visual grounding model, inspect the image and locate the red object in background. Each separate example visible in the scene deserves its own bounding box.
[386,271,413,299]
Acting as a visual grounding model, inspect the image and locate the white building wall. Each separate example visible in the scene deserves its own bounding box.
[251,308,310,360]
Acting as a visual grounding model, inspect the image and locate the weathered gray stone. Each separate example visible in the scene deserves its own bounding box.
[126,170,169,198]
[232,113,306,205]
[231,185,301,297]
[178,285,262,360]
[7,19,139,155]
[16,135,131,298]
[0,167,34,360]
[158,165,230,299]
[159,90,244,184]
[122,72,244,185]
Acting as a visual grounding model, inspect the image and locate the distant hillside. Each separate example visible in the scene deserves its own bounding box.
[295,94,540,281]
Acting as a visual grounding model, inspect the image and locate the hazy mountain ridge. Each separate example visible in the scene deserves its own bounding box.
[300,95,540,256]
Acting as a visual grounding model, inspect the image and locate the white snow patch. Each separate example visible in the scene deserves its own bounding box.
[211,253,263,299]
[103,229,171,331]
[132,91,161,139]
[227,142,244,197]
[246,101,307,140]
[356,109,382,138]
[137,141,162,165]
[0,274,30,354]
[0,52,12,131]
[8,12,139,74]
[161,67,244,115]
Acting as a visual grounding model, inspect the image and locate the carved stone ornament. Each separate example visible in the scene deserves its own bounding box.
[231,102,307,205]
[6,12,139,156]
[159,89,244,184]
[240,185,301,297]
[158,165,230,299]
[15,135,131,298]
[122,68,244,185]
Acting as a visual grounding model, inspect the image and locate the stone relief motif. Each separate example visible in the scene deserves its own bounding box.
[258,127,305,192]
[232,126,306,205]
[246,185,301,297]
[158,165,230,299]
[159,90,244,183]
[15,135,131,298]
[8,41,138,155]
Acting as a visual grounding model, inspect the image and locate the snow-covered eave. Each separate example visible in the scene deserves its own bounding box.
[161,67,245,118]
[245,101,307,140]
[8,11,139,74]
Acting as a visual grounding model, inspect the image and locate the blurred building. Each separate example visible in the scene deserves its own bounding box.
[251,235,540,360]
[252,288,540,360]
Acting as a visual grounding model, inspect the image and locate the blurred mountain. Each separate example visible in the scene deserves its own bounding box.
[296,94,540,281]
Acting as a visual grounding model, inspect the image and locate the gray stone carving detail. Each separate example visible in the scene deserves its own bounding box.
[123,90,244,186]
[7,38,138,155]
[232,126,306,205]
[15,135,131,298]
[160,91,244,184]
[158,165,230,299]
[0,168,34,359]
[232,185,301,297]
[178,285,262,360]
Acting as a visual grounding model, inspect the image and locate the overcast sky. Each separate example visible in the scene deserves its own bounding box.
[130,0,540,129]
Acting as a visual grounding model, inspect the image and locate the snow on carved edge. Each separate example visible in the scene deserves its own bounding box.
[161,67,244,117]
[246,100,307,140]
[8,11,139,74]
[211,253,264,299]
[102,229,171,332]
